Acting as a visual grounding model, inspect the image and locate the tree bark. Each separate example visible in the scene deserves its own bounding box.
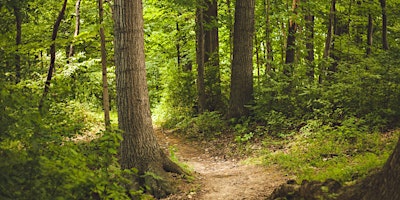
[13,4,22,84]
[228,0,255,118]
[339,137,400,200]
[113,0,183,197]
[204,0,222,111]
[196,5,206,113]
[380,0,388,50]
[98,0,110,128]
[304,0,314,81]
[38,0,68,111]
[366,10,373,56]
[264,0,273,74]
[320,0,335,84]
[68,0,81,60]
[284,0,299,77]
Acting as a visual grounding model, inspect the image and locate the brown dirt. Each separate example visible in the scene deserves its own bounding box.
[155,129,287,200]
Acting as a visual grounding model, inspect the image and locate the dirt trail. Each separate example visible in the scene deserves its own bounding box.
[155,129,287,200]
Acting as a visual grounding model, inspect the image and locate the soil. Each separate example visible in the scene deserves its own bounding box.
[155,129,287,200]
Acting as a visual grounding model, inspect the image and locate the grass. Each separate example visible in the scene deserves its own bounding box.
[261,123,400,184]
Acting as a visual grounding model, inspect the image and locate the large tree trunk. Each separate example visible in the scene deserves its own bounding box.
[38,0,68,111]
[113,0,183,198]
[380,0,388,50]
[98,0,110,128]
[228,0,255,118]
[13,5,22,84]
[339,137,400,200]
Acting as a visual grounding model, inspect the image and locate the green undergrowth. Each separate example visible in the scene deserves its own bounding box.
[261,119,400,184]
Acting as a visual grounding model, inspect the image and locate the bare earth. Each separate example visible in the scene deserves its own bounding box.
[155,129,287,200]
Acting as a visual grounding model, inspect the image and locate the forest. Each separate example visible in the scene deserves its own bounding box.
[1,0,400,199]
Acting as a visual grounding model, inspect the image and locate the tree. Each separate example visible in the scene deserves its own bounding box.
[339,138,400,200]
[284,0,299,76]
[304,0,315,81]
[380,0,388,50]
[196,3,206,113]
[366,0,373,56]
[196,0,222,112]
[203,0,222,111]
[112,0,183,197]
[68,0,81,60]
[228,0,255,118]
[98,0,110,128]
[38,0,68,111]
[13,2,22,83]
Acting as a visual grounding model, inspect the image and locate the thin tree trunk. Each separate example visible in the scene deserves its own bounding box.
[196,5,206,113]
[226,0,233,61]
[320,0,335,84]
[98,0,110,128]
[228,0,255,118]
[264,0,273,74]
[304,0,315,81]
[13,5,22,84]
[380,0,388,50]
[68,0,81,60]
[366,10,373,56]
[38,0,68,111]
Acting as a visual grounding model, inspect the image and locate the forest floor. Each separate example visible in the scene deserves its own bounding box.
[155,129,287,200]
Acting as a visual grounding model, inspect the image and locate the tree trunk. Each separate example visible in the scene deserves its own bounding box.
[264,0,273,74]
[196,5,206,113]
[13,5,22,84]
[339,137,400,200]
[366,10,373,56]
[320,0,335,84]
[38,0,68,111]
[380,0,388,50]
[284,0,299,77]
[98,0,110,128]
[228,0,255,118]
[304,0,314,81]
[113,0,183,197]
[68,0,81,60]
[204,0,222,111]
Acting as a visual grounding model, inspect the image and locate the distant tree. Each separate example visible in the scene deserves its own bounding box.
[98,0,110,128]
[68,0,81,60]
[38,0,68,111]
[284,0,299,76]
[113,0,183,197]
[366,0,374,56]
[379,0,388,50]
[12,2,22,83]
[196,0,222,112]
[228,0,255,118]
[304,0,314,81]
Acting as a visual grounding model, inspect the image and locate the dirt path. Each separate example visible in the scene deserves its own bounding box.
[156,129,287,200]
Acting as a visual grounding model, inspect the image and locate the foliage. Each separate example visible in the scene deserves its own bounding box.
[175,111,227,139]
[0,82,140,199]
[262,121,400,183]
